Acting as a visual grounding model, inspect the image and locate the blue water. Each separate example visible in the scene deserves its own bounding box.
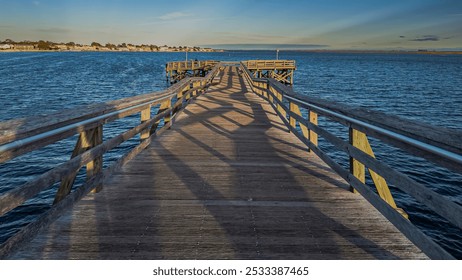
[1,51,461,258]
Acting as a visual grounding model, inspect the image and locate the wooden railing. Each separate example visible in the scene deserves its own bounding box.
[0,63,223,257]
[166,60,219,72]
[240,62,462,259]
[242,60,296,70]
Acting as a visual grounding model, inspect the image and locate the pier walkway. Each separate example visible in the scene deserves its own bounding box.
[8,67,426,259]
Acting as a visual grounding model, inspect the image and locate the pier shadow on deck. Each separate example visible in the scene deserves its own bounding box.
[8,67,427,259]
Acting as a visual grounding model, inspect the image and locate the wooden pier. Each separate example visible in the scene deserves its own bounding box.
[242,60,296,85]
[166,60,218,84]
[1,61,461,260]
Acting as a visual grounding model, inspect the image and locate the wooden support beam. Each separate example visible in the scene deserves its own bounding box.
[349,128,407,217]
[53,126,103,203]
[290,103,309,139]
[172,87,187,116]
[53,132,90,204]
[150,100,172,134]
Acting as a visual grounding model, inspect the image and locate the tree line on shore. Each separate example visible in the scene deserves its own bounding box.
[0,39,214,52]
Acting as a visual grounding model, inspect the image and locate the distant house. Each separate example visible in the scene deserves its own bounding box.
[55,44,70,51]
[158,46,169,52]
[14,44,35,50]
[140,46,152,52]
[0,44,12,50]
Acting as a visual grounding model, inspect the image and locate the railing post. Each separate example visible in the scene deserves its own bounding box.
[260,82,264,95]
[289,102,296,129]
[163,99,172,124]
[140,105,151,141]
[191,81,197,97]
[53,125,103,203]
[53,132,88,204]
[268,85,274,103]
[349,128,366,193]
[182,84,191,101]
[150,99,172,134]
[276,91,285,117]
[200,80,206,95]
[263,82,268,98]
[193,80,203,96]
[309,110,318,150]
[290,103,309,138]
[349,128,407,217]
[88,125,103,193]
[290,103,312,151]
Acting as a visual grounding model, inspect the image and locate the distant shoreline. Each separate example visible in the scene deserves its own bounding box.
[0,49,221,53]
[0,40,222,53]
[1,48,461,55]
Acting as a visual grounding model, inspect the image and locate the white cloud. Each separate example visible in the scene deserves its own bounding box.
[158,12,191,21]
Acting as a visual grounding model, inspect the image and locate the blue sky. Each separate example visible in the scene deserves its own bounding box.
[0,0,461,49]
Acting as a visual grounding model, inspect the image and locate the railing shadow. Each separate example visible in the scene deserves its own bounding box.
[5,66,406,259]
[100,66,401,259]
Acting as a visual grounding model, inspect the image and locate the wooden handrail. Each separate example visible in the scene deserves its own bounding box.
[240,62,462,259]
[166,60,219,71]
[0,63,223,257]
[242,60,296,69]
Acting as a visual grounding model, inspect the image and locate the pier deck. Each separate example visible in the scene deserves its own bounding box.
[9,67,426,259]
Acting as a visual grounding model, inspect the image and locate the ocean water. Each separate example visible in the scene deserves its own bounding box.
[0,51,461,258]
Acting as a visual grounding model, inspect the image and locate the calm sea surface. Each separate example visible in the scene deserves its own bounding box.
[0,51,461,258]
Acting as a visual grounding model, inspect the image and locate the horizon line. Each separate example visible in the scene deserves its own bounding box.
[200,44,462,52]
